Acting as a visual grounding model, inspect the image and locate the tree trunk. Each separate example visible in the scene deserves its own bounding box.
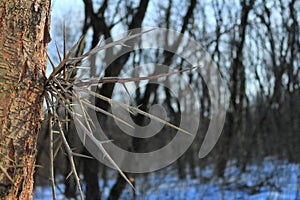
[0,0,51,199]
[82,148,101,200]
[108,174,127,200]
[214,0,254,177]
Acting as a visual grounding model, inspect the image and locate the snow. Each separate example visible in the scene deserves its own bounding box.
[33,159,300,199]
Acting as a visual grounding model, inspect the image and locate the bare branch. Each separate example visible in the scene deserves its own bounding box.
[57,120,84,200]
[73,66,198,87]
[48,114,57,200]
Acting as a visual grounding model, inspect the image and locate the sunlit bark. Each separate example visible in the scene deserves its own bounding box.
[0,0,50,199]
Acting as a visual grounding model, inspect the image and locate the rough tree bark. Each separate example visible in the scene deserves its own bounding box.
[0,0,51,199]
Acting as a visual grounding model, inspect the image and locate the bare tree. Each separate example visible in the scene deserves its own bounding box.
[214,0,255,177]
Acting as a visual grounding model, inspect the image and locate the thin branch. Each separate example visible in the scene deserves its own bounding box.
[72,115,136,192]
[68,28,156,64]
[76,87,193,136]
[0,165,14,183]
[57,120,84,200]
[48,114,57,200]
[47,35,85,83]
[74,66,198,87]
[54,42,62,63]
[72,91,94,133]
[79,96,134,128]
[47,52,56,72]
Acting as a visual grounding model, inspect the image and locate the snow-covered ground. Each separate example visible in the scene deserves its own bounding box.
[34,159,300,199]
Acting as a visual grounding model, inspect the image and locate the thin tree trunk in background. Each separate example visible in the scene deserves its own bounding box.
[214,0,255,177]
[82,148,101,200]
[108,174,127,200]
[0,0,51,199]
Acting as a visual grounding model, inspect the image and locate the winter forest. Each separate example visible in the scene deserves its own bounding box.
[0,0,299,199]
